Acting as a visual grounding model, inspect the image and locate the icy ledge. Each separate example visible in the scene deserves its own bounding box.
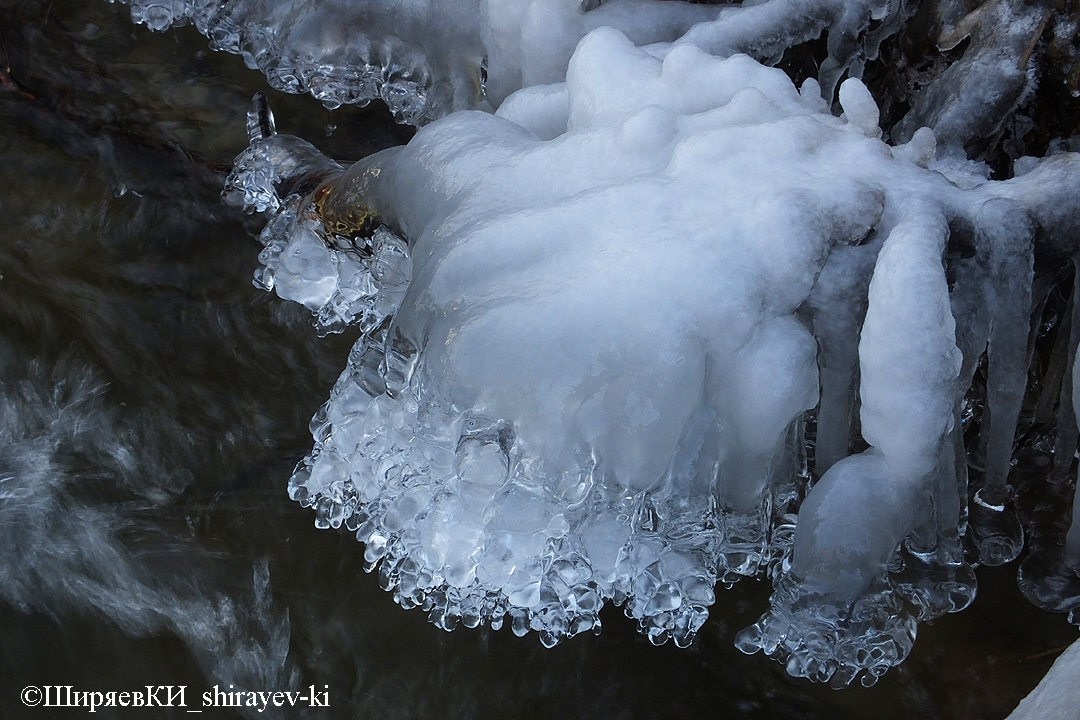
[107,0,912,124]
[108,0,487,123]
[225,29,1080,685]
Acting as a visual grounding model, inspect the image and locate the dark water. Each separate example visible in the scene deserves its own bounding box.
[0,2,1075,718]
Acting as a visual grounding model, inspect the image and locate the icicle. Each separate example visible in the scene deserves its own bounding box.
[247,91,277,143]
[886,220,986,619]
[968,198,1033,566]
[1066,349,1080,575]
[946,223,992,548]
[1053,266,1080,481]
[808,243,878,476]
[1017,259,1080,623]
[1032,272,1075,427]
[980,199,1034,497]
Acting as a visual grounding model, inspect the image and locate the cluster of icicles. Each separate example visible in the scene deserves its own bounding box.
[122,0,1080,687]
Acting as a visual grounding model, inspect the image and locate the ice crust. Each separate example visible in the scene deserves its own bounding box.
[218,20,1080,683]
[109,0,487,122]
[107,0,913,125]
[107,0,730,122]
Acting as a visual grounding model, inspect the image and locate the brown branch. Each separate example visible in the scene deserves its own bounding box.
[0,42,36,101]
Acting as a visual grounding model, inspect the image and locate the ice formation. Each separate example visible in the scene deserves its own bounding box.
[117,0,1080,688]
[216,17,1080,685]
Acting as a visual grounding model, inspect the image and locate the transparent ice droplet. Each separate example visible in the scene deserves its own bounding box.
[248,91,277,143]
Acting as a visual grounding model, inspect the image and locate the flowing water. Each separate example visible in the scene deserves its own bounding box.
[0,1,1075,718]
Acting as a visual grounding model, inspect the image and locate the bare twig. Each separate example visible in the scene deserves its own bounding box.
[0,41,36,100]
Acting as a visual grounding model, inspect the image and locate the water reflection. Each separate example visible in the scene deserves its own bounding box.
[0,1,1072,718]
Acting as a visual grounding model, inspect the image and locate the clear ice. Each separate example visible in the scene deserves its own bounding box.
[132,0,1080,688]
[107,0,725,122]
